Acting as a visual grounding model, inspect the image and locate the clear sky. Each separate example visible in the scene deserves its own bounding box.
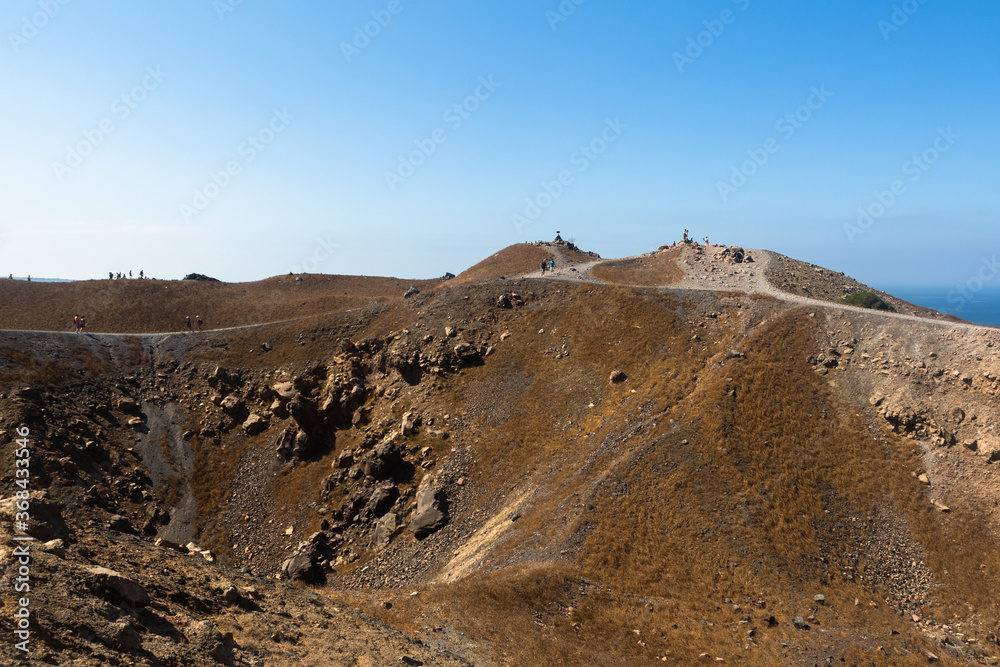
[1,1,997,287]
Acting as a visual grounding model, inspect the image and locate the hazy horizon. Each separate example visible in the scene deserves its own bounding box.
[2,1,997,289]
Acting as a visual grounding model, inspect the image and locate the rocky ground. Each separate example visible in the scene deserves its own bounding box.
[1,237,1000,665]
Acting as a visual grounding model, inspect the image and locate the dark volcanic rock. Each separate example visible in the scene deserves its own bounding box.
[408,475,448,539]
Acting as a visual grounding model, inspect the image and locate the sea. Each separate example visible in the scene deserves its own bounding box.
[882,286,1000,328]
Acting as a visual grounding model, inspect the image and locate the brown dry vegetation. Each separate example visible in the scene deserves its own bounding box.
[0,274,443,334]
[590,247,684,286]
[765,252,956,322]
[2,244,999,665]
[449,243,555,286]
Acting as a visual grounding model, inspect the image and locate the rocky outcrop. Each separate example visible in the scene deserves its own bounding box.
[408,474,448,538]
[87,566,151,607]
[362,440,402,479]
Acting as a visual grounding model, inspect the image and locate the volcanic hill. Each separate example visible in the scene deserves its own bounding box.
[1,237,999,666]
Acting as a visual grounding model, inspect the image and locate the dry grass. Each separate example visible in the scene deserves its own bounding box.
[0,274,443,333]
[8,247,999,665]
[376,296,999,664]
[590,249,684,286]
[0,343,76,384]
[448,243,553,286]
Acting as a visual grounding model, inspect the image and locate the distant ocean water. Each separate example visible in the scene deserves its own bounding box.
[882,286,1000,328]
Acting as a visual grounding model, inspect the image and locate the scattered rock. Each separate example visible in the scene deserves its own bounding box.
[220,395,243,413]
[242,412,269,435]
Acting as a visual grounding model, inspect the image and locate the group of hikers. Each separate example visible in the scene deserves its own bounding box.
[540,258,556,274]
[110,270,144,280]
[72,314,205,333]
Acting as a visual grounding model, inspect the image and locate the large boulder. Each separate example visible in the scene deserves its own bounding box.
[288,395,319,432]
[281,553,319,583]
[220,395,243,413]
[400,411,418,436]
[87,566,150,607]
[408,475,448,538]
[363,484,399,519]
[362,440,401,479]
[275,427,314,462]
[372,512,399,549]
[242,412,269,435]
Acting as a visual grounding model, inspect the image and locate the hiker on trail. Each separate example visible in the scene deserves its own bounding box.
[129,270,132,279]
[73,315,81,333]
[549,258,555,271]
[80,317,87,332]
[186,316,192,333]
[541,259,547,275]
[108,272,113,280]
[139,270,144,279]
[196,316,203,331]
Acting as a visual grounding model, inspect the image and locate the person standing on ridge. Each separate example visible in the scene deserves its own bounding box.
[186,316,192,333]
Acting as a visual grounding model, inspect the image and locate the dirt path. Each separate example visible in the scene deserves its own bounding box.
[2,245,990,338]
[528,244,990,333]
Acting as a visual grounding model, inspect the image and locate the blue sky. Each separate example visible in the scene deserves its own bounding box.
[1,1,997,287]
